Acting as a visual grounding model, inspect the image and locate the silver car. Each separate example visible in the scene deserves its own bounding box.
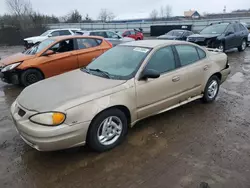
[75,30,134,46]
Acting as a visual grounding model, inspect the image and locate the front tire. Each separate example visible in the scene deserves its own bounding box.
[202,75,220,103]
[238,39,247,52]
[20,69,44,87]
[87,108,128,152]
[218,43,225,52]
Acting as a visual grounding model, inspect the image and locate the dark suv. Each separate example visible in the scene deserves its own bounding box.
[187,22,249,52]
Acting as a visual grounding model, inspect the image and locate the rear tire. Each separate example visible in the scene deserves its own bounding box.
[238,39,247,52]
[202,75,220,103]
[87,108,128,152]
[20,69,44,87]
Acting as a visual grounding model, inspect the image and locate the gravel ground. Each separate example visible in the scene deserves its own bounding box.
[0,46,250,188]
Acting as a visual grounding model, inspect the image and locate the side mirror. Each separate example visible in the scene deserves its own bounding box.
[43,50,54,56]
[139,69,160,80]
[226,31,234,36]
[48,34,52,37]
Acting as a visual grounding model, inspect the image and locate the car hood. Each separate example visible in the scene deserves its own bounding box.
[17,69,127,112]
[188,33,221,39]
[24,36,47,42]
[0,52,35,66]
[157,35,178,39]
[122,37,135,42]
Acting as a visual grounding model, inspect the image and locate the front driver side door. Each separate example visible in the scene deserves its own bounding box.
[38,39,78,78]
[224,24,236,49]
[135,46,182,119]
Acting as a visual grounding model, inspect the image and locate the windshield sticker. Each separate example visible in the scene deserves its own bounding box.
[133,47,149,53]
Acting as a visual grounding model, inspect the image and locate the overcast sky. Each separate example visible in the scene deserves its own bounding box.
[0,0,249,19]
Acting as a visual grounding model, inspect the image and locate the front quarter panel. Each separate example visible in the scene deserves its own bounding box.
[64,79,137,126]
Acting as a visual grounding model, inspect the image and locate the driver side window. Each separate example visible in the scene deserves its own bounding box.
[51,31,60,37]
[145,46,176,74]
[226,25,235,34]
[106,31,119,39]
[49,39,75,53]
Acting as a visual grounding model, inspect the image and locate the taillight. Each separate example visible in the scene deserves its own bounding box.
[105,40,113,48]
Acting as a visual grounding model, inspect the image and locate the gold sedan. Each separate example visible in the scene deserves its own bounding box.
[11,40,230,152]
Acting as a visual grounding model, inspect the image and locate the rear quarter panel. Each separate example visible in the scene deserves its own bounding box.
[204,51,227,88]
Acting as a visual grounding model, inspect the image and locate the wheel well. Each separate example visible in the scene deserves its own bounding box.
[92,105,131,125]
[212,72,222,81]
[21,68,45,79]
[86,105,131,143]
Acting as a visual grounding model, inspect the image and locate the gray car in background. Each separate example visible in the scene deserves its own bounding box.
[75,30,134,46]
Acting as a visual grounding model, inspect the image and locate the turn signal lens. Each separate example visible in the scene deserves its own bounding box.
[52,113,66,125]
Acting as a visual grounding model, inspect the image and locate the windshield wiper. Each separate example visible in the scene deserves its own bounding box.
[88,68,111,79]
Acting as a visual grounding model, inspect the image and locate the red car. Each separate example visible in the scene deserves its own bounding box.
[122,29,144,40]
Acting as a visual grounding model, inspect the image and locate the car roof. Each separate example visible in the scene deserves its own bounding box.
[48,28,80,32]
[50,35,104,41]
[120,40,191,48]
[170,29,189,32]
[86,30,116,32]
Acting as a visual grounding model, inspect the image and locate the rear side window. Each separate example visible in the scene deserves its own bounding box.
[130,31,135,35]
[239,24,247,31]
[59,30,71,36]
[76,38,100,49]
[124,31,130,36]
[196,47,206,59]
[90,32,107,38]
[145,47,176,74]
[175,45,200,66]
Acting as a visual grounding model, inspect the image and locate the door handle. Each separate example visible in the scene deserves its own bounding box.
[172,76,180,82]
[204,65,209,71]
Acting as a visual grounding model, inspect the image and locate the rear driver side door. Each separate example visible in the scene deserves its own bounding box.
[75,38,104,68]
[173,44,208,102]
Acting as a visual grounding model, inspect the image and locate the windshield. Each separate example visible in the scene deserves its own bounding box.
[40,30,51,36]
[166,30,184,36]
[23,38,56,55]
[85,46,151,80]
[200,24,228,34]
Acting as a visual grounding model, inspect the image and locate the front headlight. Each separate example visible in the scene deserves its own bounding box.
[1,62,21,72]
[29,112,66,126]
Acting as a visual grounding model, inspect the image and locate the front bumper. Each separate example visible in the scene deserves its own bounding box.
[11,101,91,151]
[188,38,220,48]
[0,69,20,85]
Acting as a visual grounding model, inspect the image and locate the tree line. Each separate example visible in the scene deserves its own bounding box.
[0,0,116,26]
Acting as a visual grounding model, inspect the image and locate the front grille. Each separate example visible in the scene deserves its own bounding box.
[18,108,26,117]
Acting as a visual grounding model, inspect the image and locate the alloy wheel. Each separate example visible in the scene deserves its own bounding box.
[97,116,123,146]
[207,80,218,99]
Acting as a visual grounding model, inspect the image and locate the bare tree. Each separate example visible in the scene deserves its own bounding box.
[160,6,165,18]
[5,0,32,15]
[150,9,158,21]
[165,5,172,18]
[98,9,115,22]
